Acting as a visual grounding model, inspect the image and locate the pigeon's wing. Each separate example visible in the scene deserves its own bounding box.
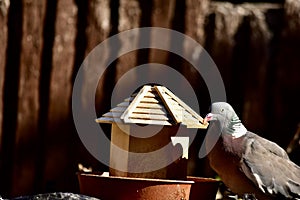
[251,133,289,159]
[240,133,300,198]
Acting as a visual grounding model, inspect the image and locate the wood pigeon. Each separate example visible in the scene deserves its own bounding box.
[203,102,300,199]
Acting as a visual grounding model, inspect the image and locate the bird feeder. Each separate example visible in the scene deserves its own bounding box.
[78,85,220,200]
[96,85,207,179]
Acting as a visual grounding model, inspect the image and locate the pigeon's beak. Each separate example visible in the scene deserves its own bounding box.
[203,113,214,125]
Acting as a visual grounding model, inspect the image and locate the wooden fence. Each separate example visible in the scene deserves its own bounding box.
[0,0,299,198]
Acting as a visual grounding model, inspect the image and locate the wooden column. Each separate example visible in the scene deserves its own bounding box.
[0,0,8,151]
[11,0,46,196]
[0,0,23,197]
[41,0,77,192]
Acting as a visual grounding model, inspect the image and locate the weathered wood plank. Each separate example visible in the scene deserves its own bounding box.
[11,0,46,196]
[140,97,160,104]
[0,0,15,197]
[88,0,111,119]
[0,0,8,149]
[183,113,199,124]
[185,0,209,45]
[115,0,141,84]
[125,96,160,103]
[48,0,77,123]
[155,85,181,123]
[42,0,78,193]
[133,108,167,115]
[204,2,245,86]
[96,117,123,124]
[137,103,165,109]
[186,123,208,129]
[85,0,110,54]
[119,0,141,31]
[124,96,159,103]
[149,0,174,65]
[144,92,159,98]
[129,113,169,121]
[125,118,172,126]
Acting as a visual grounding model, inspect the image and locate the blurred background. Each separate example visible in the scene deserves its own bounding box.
[0,0,299,198]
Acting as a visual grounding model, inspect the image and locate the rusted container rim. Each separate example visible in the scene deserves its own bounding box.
[78,172,220,184]
[79,173,195,184]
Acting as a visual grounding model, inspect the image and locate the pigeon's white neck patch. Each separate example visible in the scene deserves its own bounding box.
[231,125,247,138]
[226,114,247,138]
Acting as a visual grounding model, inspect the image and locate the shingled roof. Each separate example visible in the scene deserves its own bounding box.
[96,85,208,129]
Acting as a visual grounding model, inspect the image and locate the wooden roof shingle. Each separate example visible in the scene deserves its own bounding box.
[95,85,208,129]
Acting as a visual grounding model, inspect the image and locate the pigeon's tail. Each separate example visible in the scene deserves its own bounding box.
[287,179,300,199]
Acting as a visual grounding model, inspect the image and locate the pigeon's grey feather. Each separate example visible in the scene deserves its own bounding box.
[205,102,300,199]
[241,132,300,198]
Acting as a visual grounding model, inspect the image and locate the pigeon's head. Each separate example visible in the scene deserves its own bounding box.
[204,102,237,123]
[203,102,246,137]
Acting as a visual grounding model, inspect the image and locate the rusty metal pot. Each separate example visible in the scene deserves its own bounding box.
[78,173,219,200]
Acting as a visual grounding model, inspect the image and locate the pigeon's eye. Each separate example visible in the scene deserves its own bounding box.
[221,108,224,112]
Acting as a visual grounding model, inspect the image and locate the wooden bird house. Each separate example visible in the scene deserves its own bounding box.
[96,85,208,180]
